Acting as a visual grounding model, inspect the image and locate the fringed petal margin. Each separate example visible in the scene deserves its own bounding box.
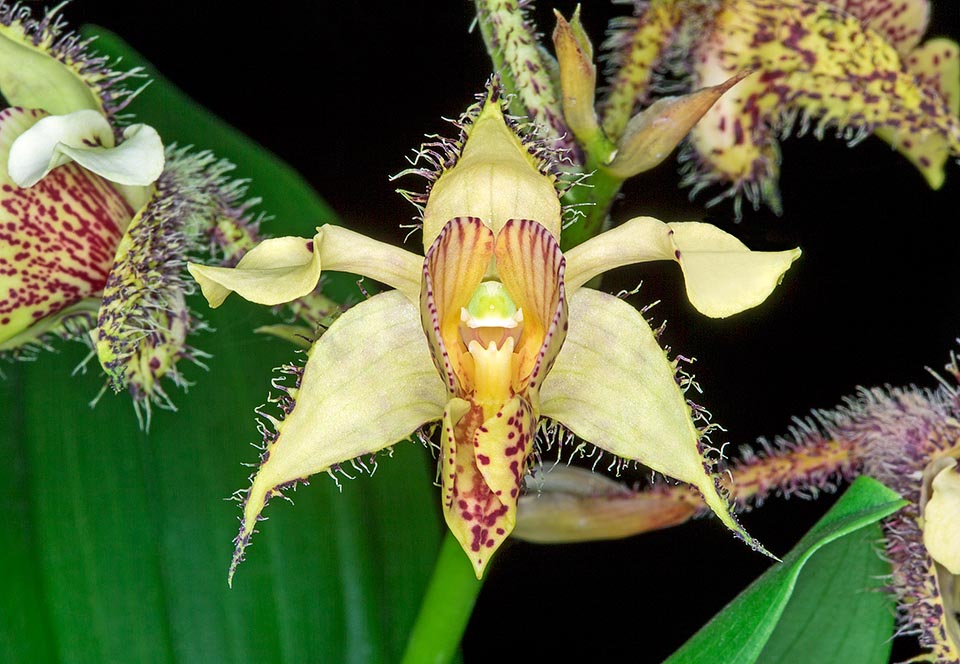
[229,291,447,585]
[563,216,800,317]
[421,98,562,250]
[539,288,771,556]
[687,0,960,211]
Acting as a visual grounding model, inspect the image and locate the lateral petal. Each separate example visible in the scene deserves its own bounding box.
[230,291,447,583]
[7,109,164,188]
[669,221,801,318]
[539,288,761,550]
[188,234,321,308]
[564,216,800,318]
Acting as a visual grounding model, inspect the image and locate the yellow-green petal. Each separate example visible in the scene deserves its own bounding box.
[923,458,960,574]
[539,288,762,551]
[421,98,561,250]
[669,221,800,318]
[564,216,800,317]
[229,290,447,584]
[188,234,321,308]
[0,11,102,115]
[189,224,423,309]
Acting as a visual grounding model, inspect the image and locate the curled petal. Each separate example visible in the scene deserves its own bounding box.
[421,98,562,250]
[189,234,320,307]
[539,288,765,553]
[230,291,447,584]
[669,221,800,318]
[564,216,800,317]
[8,109,163,187]
[189,224,423,308]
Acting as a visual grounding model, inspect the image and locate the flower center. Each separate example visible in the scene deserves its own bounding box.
[459,281,525,415]
[459,281,524,350]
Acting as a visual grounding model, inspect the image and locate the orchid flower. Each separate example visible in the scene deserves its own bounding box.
[189,90,800,580]
[0,4,263,421]
[515,349,960,660]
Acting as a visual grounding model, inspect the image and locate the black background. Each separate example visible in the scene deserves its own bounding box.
[60,1,960,661]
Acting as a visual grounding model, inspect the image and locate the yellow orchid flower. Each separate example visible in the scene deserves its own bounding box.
[189,92,800,580]
[681,0,960,213]
[0,4,263,421]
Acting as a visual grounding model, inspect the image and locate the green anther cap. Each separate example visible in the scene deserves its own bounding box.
[465,281,518,326]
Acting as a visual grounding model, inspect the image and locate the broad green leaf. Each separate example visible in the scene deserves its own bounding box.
[665,477,905,664]
[0,28,441,663]
[757,521,895,664]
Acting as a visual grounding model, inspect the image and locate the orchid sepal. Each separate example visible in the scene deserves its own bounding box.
[229,290,448,585]
[538,287,771,556]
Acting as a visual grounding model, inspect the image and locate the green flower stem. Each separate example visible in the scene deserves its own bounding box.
[560,162,625,251]
[401,532,485,664]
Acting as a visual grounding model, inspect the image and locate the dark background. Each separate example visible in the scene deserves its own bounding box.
[62,1,960,660]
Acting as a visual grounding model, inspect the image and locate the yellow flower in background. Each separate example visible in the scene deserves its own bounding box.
[190,91,800,580]
[681,0,960,214]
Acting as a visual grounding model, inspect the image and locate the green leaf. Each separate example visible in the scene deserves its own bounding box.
[757,521,895,664]
[0,28,441,663]
[665,477,906,664]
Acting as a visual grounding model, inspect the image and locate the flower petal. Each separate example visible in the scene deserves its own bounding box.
[7,109,112,187]
[923,458,960,575]
[230,291,447,583]
[56,123,165,187]
[493,218,567,392]
[539,288,761,550]
[564,216,800,317]
[421,217,494,394]
[421,99,562,250]
[669,221,801,318]
[0,108,131,346]
[189,223,424,309]
[8,109,164,188]
[189,234,320,307]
